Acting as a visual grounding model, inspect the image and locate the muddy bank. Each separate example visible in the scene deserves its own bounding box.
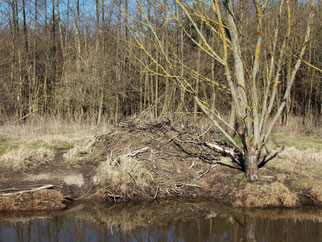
[1,120,322,211]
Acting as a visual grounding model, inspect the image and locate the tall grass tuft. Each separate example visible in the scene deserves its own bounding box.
[96,153,153,196]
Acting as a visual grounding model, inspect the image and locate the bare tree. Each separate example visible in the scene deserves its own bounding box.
[128,0,317,181]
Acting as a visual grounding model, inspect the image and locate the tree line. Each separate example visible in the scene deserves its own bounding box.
[0,0,320,126]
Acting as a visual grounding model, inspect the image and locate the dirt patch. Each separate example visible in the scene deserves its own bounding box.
[26,172,84,187]
[1,120,322,211]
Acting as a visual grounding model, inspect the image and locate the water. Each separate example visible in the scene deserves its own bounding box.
[0,200,321,242]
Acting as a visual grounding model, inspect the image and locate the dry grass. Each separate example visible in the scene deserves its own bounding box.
[269,132,322,150]
[233,182,298,208]
[269,116,322,150]
[221,146,322,208]
[260,147,322,206]
[268,147,322,179]
[273,116,322,135]
[0,118,112,169]
[62,137,95,163]
[0,147,55,171]
[96,153,154,197]
[310,185,322,205]
[0,118,111,149]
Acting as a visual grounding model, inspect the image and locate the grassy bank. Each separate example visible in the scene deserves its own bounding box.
[0,117,321,209]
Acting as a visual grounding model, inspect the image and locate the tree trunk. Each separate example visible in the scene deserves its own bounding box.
[228,104,237,137]
[244,149,259,181]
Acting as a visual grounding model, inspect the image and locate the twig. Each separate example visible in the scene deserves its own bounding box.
[154,186,159,199]
[75,185,93,200]
[189,159,197,169]
[199,164,218,178]
[128,172,137,183]
[184,183,201,188]
[126,147,149,157]
[85,135,101,150]
[173,140,218,164]
[129,93,166,124]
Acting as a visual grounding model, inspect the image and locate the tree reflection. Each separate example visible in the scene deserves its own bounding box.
[240,216,257,242]
[0,201,322,242]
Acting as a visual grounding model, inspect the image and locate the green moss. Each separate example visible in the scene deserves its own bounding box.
[0,137,19,155]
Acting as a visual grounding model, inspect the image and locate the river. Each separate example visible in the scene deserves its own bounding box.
[0,199,321,242]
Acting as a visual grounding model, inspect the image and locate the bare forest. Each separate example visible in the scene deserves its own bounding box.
[0,0,320,122]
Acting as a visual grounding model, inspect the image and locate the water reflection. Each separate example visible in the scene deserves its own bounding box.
[0,200,321,242]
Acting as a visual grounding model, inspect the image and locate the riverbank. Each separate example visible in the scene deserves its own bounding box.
[0,118,321,211]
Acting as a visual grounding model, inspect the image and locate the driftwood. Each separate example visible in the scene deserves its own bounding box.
[0,184,56,197]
